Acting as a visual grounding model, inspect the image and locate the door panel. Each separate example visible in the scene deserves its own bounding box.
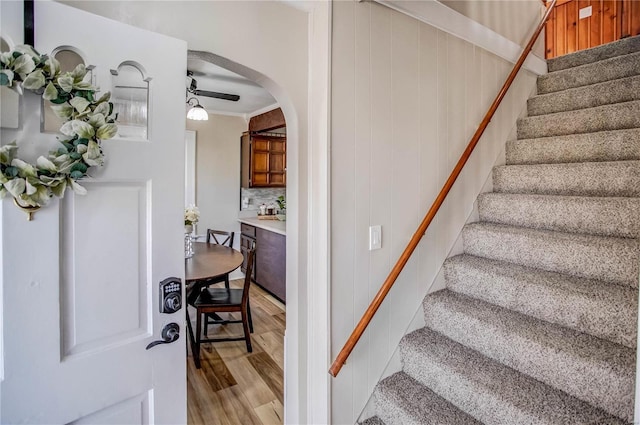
[60,183,149,357]
[1,2,187,423]
[68,392,151,425]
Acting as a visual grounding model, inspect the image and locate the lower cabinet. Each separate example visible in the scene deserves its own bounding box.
[240,224,286,303]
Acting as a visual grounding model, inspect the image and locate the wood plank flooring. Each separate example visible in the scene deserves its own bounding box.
[187,279,285,425]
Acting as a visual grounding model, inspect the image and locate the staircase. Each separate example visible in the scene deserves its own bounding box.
[363,36,640,425]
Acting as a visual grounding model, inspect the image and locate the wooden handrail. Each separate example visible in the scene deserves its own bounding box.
[329,0,557,378]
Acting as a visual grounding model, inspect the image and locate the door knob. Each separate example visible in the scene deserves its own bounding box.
[145,322,180,350]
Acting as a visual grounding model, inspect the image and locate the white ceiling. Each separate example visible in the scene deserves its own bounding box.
[186,57,277,116]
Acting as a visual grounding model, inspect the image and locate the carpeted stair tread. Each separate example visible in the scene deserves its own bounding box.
[422,290,635,422]
[517,100,640,139]
[493,160,640,197]
[444,254,638,349]
[477,192,640,238]
[548,34,640,72]
[400,327,627,425]
[359,416,385,425]
[506,128,640,165]
[528,74,640,116]
[537,51,640,94]
[462,222,640,287]
[374,372,481,425]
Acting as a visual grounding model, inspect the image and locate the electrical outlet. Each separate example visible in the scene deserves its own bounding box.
[369,225,382,250]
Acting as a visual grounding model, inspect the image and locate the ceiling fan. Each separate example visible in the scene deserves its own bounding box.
[186,71,240,102]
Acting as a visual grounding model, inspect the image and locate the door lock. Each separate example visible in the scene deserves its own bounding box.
[160,277,182,314]
[145,323,180,350]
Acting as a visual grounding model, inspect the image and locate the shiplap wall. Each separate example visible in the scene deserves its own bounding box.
[330,1,539,423]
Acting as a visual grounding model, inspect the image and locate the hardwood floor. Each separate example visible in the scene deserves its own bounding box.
[187,279,285,425]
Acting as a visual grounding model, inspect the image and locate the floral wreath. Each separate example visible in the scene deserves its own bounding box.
[0,44,117,214]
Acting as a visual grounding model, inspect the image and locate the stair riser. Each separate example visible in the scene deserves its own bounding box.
[478,193,640,238]
[528,75,640,116]
[517,101,640,139]
[400,328,626,425]
[422,295,635,422]
[462,224,640,287]
[374,387,421,425]
[548,36,640,72]
[444,255,638,349]
[374,373,481,425]
[506,129,640,165]
[538,52,640,94]
[493,161,640,198]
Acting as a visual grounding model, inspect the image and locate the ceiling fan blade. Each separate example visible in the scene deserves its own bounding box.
[194,90,240,102]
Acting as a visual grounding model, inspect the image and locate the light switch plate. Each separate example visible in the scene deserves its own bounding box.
[369,225,382,250]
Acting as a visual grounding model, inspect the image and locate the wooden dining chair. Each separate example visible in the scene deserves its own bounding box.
[204,229,235,289]
[190,249,255,369]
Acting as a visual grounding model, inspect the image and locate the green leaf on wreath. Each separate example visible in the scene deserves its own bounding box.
[70,64,87,80]
[22,69,46,90]
[93,102,110,117]
[69,178,87,195]
[12,54,36,77]
[57,75,74,93]
[4,166,18,178]
[36,156,58,173]
[70,170,84,180]
[70,162,88,174]
[89,113,106,129]
[50,180,67,197]
[11,158,38,178]
[43,82,59,100]
[51,103,74,119]
[70,96,90,113]
[4,178,26,198]
[0,69,13,86]
[97,123,117,140]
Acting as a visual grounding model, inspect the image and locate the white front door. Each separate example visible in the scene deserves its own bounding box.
[1,2,187,423]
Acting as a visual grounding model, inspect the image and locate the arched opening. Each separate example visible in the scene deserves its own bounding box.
[183,50,299,424]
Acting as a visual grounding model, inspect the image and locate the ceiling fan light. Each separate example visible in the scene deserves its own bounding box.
[187,104,208,121]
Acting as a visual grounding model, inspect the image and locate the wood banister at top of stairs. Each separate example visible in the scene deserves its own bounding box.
[328,0,557,378]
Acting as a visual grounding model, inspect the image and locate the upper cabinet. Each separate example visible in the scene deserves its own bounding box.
[241,108,287,188]
[241,132,286,188]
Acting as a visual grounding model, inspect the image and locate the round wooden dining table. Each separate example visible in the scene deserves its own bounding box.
[184,242,244,356]
[185,242,244,283]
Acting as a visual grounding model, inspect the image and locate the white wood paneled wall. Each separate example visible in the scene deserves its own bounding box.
[330,1,539,423]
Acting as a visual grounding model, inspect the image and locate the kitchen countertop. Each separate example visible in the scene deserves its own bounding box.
[238,217,286,235]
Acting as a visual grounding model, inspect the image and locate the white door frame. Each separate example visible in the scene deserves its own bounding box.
[304,2,332,424]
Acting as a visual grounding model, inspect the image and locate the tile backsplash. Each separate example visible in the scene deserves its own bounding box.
[241,188,286,211]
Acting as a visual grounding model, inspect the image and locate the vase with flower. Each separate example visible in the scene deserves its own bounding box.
[184,205,200,258]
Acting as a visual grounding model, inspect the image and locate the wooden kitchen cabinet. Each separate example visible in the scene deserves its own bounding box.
[240,223,286,303]
[241,132,286,188]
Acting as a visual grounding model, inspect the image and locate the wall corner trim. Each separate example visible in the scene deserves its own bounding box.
[374,0,548,76]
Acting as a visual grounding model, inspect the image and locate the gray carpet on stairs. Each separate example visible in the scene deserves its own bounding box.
[517,100,640,139]
[444,254,638,349]
[477,192,640,238]
[506,128,640,165]
[527,74,640,116]
[363,34,640,425]
[548,35,640,71]
[537,51,640,94]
